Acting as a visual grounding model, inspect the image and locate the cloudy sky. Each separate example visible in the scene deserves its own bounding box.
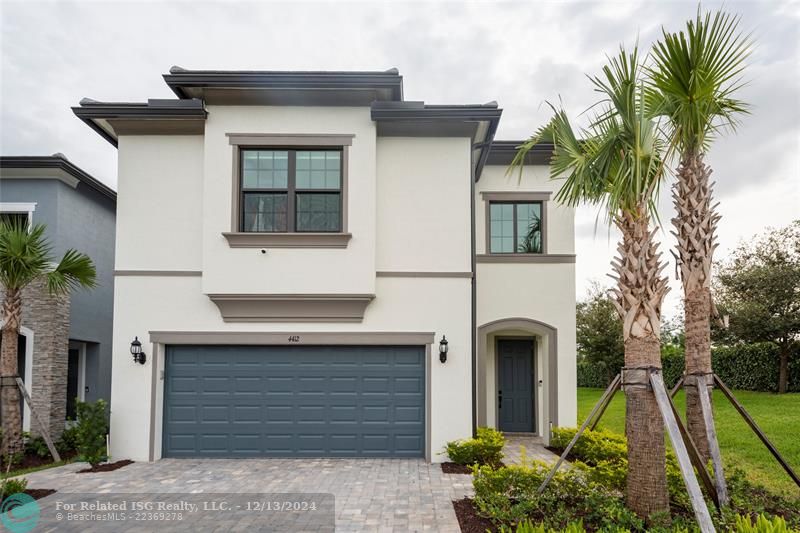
[1,0,798,317]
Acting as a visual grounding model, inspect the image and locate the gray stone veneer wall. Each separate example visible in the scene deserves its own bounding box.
[1,277,70,440]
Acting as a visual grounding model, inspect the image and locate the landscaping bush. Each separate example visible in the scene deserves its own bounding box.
[56,426,79,455]
[445,427,505,467]
[548,427,800,530]
[472,461,643,531]
[75,399,109,467]
[23,433,50,459]
[577,342,800,392]
[0,477,27,498]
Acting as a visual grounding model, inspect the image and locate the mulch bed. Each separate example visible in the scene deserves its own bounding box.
[453,498,497,533]
[0,450,76,472]
[78,459,134,473]
[0,489,57,506]
[441,462,473,474]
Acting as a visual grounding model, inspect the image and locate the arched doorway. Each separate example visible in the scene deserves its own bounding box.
[477,317,558,443]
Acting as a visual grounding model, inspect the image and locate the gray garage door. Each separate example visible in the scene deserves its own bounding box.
[163,345,425,458]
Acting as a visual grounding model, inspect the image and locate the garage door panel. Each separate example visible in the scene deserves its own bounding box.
[163,345,425,458]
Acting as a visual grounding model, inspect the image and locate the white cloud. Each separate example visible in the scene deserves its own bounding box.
[1,0,797,321]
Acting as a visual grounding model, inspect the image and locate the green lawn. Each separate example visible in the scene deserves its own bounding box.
[577,387,800,497]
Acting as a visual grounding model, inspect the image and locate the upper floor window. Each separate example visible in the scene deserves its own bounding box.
[240,148,342,233]
[489,201,542,254]
[0,202,36,229]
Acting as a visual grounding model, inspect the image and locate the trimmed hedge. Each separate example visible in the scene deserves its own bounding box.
[577,342,800,392]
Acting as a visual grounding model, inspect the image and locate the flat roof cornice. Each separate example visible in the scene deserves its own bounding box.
[485,140,555,167]
[72,98,208,147]
[0,155,116,201]
[163,67,404,105]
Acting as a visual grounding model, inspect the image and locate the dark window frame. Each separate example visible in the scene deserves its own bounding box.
[239,147,344,233]
[488,200,544,254]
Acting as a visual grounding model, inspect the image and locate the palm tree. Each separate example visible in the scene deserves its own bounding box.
[0,219,96,453]
[648,9,750,461]
[512,47,671,518]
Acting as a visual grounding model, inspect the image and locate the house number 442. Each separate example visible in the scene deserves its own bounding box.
[287,335,301,343]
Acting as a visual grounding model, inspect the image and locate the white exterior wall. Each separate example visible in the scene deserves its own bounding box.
[110,127,473,462]
[475,164,577,435]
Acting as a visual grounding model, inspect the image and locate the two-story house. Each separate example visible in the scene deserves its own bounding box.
[0,154,116,439]
[73,68,576,462]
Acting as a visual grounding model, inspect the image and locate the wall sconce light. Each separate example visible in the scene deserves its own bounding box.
[439,335,449,363]
[130,336,147,365]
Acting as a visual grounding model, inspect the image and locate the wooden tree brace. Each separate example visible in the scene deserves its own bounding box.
[537,374,622,495]
[695,374,729,506]
[714,375,800,488]
[650,370,715,533]
[15,377,61,463]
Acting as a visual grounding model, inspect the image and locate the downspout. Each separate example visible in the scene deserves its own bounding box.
[470,147,478,438]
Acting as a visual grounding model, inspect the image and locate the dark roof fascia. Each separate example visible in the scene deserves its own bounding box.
[163,68,404,102]
[485,140,555,166]
[0,156,117,201]
[72,99,208,147]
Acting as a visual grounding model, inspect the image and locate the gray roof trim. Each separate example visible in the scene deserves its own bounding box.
[72,99,208,147]
[485,140,554,166]
[163,67,403,103]
[0,155,116,201]
[371,101,502,180]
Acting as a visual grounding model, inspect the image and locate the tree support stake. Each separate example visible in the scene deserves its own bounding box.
[14,377,61,463]
[714,374,800,488]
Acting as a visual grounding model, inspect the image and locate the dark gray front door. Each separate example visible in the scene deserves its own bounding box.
[163,345,425,458]
[497,339,534,432]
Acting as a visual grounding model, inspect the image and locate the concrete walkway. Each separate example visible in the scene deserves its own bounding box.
[19,458,473,532]
[503,434,559,465]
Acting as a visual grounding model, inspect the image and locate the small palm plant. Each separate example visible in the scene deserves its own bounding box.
[511,47,671,517]
[648,8,751,460]
[0,219,96,453]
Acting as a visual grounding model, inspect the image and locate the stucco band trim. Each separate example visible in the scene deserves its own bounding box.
[148,331,435,345]
[222,232,352,248]
[376,271,473,278]
[476,254,575,264]
[207,293,375,323]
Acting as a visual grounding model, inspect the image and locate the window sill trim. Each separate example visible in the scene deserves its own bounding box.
[476,254,575,264]
[222,232,352,249]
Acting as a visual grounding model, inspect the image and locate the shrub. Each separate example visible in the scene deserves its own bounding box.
[576,360,610,388]
[0,477,28,498]
[578,342,800,392]
[735,514,793,533]
[75,399,109,467]
[444,427,504,467]
[24,434,50,458]
[56,426,80,455]
[499,519,588,533]
[472,461,643,531]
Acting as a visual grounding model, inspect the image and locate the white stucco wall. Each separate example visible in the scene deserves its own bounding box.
[376,137,472,272]
[477,164,575,255]
[475,163,577,434]
[201,106,377,295]
[110,129,473,462]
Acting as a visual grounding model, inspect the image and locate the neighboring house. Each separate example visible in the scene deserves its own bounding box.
[73,67,576,462]
[0,154,116,439]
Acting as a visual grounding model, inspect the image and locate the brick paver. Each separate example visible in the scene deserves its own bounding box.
[19,458,472,532]
[503,434,560,465]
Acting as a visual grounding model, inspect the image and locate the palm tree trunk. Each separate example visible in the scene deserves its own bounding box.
[625,337,670,517]
[673,151,719,463]
[610,209,670,518]
[0,288,23,455]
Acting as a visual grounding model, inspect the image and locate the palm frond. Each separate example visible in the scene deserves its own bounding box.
[648,8,751,152]
[0,220,52,290]
[46,249,97,295]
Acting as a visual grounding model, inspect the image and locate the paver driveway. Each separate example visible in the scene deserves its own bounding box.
[20,458,473,532]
